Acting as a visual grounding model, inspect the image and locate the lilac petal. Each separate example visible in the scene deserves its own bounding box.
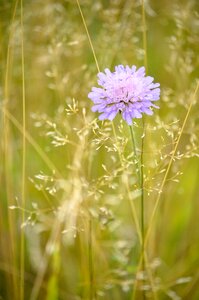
[144,76,154,85]
[98,112,109,120]
[148,83,160,89]
[105,68,111,76]
[91,87,105,93]
[115,65,124,73]
[151,104,159,109]
[91,103,106,112]
[132,109,142,118]
[153,93,161,100]
[107,110,118,120]
[131,65,137,73]
[99,109,117,121]
[97,72,107,85]
[136,66,145,77]
[88,93,105,104]
[140,100,153,106]
[126,65,132,73]
[122,109,133,125]
[141,107,153,115]
[130,102,142,109]
[151,89,161,100]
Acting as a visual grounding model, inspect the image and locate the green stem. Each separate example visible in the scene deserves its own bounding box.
[129,124,145,299]
[129,126,140,185]
[129,126,144,238]
[20,0,26,299]
[140,119,145,245]
[140,119,145,300]
[88,217,95,300]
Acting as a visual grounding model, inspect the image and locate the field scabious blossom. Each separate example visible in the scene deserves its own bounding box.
[88,65,160,125]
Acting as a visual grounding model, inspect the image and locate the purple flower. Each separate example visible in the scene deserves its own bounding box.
[88,65,160,125]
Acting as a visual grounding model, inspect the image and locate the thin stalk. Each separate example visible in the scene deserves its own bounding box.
[129,123,145,300]
[3,0,19,299]
[20,0,26,299]
[140,119,145,242]
[141,0,147,247]
[76,0,100,73]
[72,6,102,295]
[129,126,141,184]
[140,119,145,300]
[88,217,95,300]
[112,123,141,243]
[140,0,158,297]
[141,0,148,72]
[141,0,147,298]
[129,125,145,246]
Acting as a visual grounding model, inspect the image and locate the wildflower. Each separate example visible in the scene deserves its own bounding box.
[88,65,160,125]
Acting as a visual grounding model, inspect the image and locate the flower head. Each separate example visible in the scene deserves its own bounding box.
[88,65,160,125]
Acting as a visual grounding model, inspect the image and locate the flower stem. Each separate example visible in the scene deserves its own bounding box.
[88,216,95,300]
[130,124,145,244]
[20,1,26,299]
[140,119,146,300]
[129,126,140,184]
[130,124,145,299]
[129,125,144,238]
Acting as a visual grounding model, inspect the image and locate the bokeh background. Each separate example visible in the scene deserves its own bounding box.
[0,0,199,299]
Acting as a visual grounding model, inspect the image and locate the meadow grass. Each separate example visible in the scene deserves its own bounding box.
[0,0,199,299]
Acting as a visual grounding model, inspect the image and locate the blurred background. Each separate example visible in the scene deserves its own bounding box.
[0,0,199,299]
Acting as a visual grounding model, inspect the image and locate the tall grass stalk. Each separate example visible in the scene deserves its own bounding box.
[141,0,148,73]
[129,124,144,240]
[88,217,95,300]
[140,118,146,300]
[112,123,141,242]
[132,1,157,298]
[129,126,140,184]
[130,124,147,300]
[20,0,26,299]
[132,1,148,298]
[141,0,147,243]
[3,0,19,299]
[75,2,99,297]
[76,0,100,73]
